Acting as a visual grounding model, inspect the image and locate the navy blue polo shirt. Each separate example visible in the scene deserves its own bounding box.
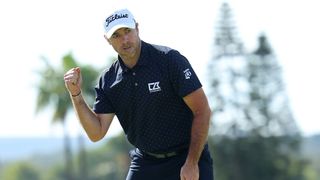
[93,41,202,153]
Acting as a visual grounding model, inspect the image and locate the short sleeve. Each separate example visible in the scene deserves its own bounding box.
[168,50,202,97]
[92,74,115,114]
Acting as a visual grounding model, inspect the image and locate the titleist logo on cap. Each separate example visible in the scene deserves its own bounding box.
[105,13,129,27]
[104,9,135,38]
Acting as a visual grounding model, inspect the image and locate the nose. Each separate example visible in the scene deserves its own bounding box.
[121,34,129,43]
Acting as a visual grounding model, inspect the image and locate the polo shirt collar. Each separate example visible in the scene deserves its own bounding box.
[117,41,149,71]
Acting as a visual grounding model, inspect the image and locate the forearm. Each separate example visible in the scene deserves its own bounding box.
[186,108,211,165]
[71,94,104,141]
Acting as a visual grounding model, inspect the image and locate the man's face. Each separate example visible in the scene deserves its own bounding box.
[105,24,140,59]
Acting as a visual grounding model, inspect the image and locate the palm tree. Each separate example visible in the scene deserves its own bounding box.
[34,52,101,180]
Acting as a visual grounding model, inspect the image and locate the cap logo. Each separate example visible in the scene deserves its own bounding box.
[105,13,129,27]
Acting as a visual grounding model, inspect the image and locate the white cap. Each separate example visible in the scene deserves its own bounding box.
[104,9,136,38]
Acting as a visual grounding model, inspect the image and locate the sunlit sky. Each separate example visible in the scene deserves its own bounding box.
[0,0,319,138]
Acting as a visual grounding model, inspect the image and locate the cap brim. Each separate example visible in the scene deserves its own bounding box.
[106,23,135,38]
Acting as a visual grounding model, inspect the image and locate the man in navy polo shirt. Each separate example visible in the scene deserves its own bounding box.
[64,8,214,180]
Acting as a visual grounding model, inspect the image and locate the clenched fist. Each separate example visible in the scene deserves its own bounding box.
[64,67,82,97]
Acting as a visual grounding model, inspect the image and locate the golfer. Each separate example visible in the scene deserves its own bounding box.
[64,8,214,180]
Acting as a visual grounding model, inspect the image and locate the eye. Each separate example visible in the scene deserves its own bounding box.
[124,28,132,34]
[111,33,120,39]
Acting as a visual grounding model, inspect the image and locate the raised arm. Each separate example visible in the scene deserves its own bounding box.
[64,67,114,142]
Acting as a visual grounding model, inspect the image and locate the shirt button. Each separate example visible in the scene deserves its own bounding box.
[132,72,136,76]
[134,82,138,86]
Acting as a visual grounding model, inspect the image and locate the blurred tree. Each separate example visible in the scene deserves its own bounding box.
[207,2,308,180]
[246,34,299,136]
[213,2,244,59]
[208,2,247,136]
[34,53,101,180]
[2,161,40,180]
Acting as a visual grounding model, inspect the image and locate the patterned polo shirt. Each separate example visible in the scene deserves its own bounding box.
[93,41,202,153]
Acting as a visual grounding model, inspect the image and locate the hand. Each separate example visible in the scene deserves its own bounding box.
[180,162,199,180]
[64,67,82,96]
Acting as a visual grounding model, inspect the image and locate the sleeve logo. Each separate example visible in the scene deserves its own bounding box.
[183,68,192,79]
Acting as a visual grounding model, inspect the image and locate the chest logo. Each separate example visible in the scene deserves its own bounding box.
[184,68,192,79]
[148,81,161,93]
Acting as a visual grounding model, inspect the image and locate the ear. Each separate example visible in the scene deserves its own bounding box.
[135,23,139,35]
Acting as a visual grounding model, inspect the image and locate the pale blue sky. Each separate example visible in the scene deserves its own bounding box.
[0,0,319,138]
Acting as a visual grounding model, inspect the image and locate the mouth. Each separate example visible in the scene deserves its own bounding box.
[122,45,133,52]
